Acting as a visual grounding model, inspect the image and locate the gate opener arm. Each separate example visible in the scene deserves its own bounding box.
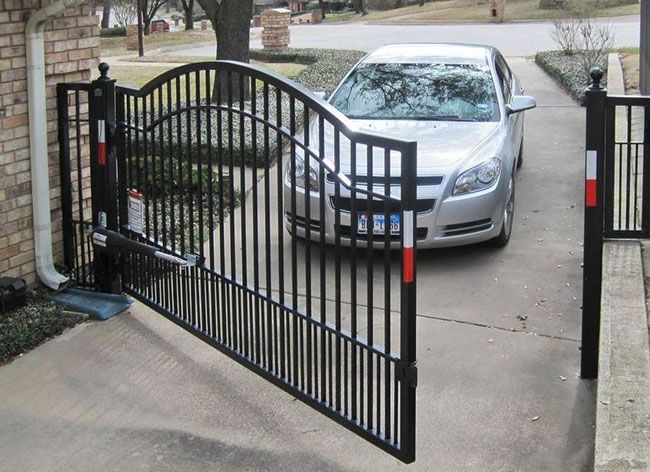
[90,227,197,267]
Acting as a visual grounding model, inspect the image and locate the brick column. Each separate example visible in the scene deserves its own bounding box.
[261,8,291,50]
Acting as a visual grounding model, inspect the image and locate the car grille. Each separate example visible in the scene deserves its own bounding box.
[440,218,493,237]
[330,196,435,214]
[326,173,443,187]
[286,213,321,232]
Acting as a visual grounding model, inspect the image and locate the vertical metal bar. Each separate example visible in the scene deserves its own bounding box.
[334,130,342,413]
[604,104,616,235]
[289,97,299,387]
[581,70,606,380]
[399,140,418,463]
[626,105,633,230]
[318,116,326,403]
[251,76,262,364]
[366,144,374,431]
[383,148,391,440]
[216,71,227,345]
[303,104,312,395]
[206,69,217,338]
[350,140,358,421]
[57,85,74,271]
[227,70,237,350]
[642,105,650,233]
[263,82,274,372]
[275,88,286,379]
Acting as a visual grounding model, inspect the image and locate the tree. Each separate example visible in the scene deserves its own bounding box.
[180,0,195,30]
[194,0,254,100]
[112,0,138,27]
[318,0,326,19]
[101,0,111,28]
[354,0,367,15]
[140,0,167,35]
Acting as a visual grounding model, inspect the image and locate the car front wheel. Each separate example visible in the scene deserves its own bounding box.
[490,175,515,247]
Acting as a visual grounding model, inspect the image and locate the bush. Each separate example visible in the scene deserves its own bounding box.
[100,26,127,37]
[535,50,607,104]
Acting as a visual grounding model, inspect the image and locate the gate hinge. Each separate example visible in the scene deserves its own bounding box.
[396,361,418,388]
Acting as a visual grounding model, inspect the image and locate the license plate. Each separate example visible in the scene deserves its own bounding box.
[357,214,401,235]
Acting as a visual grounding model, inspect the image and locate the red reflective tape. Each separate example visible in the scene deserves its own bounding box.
[586,179,597,207]
[403,246,414,283]
[98,142,106,166]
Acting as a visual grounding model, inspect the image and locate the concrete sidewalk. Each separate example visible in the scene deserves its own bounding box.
[0,58,595,471]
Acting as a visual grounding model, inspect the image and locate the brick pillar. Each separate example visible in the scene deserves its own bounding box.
[261,8,291,50]
[489,0,505,23]
[125,25,139,51]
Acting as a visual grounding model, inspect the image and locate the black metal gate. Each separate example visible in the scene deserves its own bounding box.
[58,62,418,462]
[581,67,650,379]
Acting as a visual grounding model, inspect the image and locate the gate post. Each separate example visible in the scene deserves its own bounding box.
[581,67,607,379]
[89,63,121,293]
[399,140,418,463]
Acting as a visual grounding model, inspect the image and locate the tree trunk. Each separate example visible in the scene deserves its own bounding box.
[194,0,253,102]
[101,1,111,28]
[318,0,326,18]
[182,0,194,29]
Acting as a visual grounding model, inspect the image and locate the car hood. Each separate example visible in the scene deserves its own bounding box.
[303,119,501,175]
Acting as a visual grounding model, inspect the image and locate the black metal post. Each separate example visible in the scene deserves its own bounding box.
[137,0,144,57]
[399,140,418,463]
[581,67,607,379]
[89,63,121,294]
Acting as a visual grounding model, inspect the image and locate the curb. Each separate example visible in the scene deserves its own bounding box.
[595,240,650,471]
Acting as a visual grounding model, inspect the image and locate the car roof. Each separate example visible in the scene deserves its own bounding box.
[362,43,495,65]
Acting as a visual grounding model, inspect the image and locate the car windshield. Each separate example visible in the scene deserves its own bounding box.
[329,62,500,122]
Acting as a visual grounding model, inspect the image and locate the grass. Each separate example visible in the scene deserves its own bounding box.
[324,0,639,24]
[0,293,85,365]
[101,29,216,57]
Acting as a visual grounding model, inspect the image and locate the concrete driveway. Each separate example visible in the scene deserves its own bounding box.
[0,58,594,471]
[180,15,639,57]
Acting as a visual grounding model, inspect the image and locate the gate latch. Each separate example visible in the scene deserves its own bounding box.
[90,227,197,268]
[396,361,418,388]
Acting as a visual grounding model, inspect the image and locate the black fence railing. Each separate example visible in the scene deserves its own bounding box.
[581,68,650,379]
[57,82,95,288]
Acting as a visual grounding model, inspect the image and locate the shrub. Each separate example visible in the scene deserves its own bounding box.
[535,50,607,104]
[100,26,127,37]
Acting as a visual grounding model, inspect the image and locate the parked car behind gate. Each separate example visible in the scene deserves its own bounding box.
[150,19,170,33]
[284,43,536,248]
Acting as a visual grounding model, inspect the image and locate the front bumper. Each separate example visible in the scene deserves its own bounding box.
[283,174,508,249]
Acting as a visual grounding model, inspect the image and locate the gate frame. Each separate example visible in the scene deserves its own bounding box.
[63,62,418,463]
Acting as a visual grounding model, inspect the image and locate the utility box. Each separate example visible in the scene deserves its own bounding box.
[0,277,27,314]
[489,0,505,23]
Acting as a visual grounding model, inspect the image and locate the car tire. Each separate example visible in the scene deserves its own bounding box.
[490,175,515,247]
[516,137,524,169]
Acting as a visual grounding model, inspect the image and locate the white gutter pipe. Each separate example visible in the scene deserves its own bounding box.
[26,0,85,290]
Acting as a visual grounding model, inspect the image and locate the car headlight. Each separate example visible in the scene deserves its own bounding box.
[288,154,319,192]
[453,157,502,195]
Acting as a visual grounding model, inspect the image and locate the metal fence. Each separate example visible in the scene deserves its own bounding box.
[581,68,650,379]
[59,62,419,463]
[57,82,95,288]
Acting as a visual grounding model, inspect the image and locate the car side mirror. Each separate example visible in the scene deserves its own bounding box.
[506,95,536,115]
[313,91,328,101]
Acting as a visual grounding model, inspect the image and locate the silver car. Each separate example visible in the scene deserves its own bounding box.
[284,43,536,248]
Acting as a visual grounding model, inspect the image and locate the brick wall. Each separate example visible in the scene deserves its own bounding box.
[0,0,100,284]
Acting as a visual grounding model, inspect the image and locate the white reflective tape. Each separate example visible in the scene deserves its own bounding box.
[403,210,414,248]
[98,120,105,144]
[586,150,597,180]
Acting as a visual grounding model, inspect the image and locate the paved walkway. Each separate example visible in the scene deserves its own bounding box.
[0,59,595,471]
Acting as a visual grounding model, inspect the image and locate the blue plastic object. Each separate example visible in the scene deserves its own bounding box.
[45,288,132,320]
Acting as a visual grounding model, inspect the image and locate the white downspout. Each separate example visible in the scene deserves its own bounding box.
[26,0,85,290]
